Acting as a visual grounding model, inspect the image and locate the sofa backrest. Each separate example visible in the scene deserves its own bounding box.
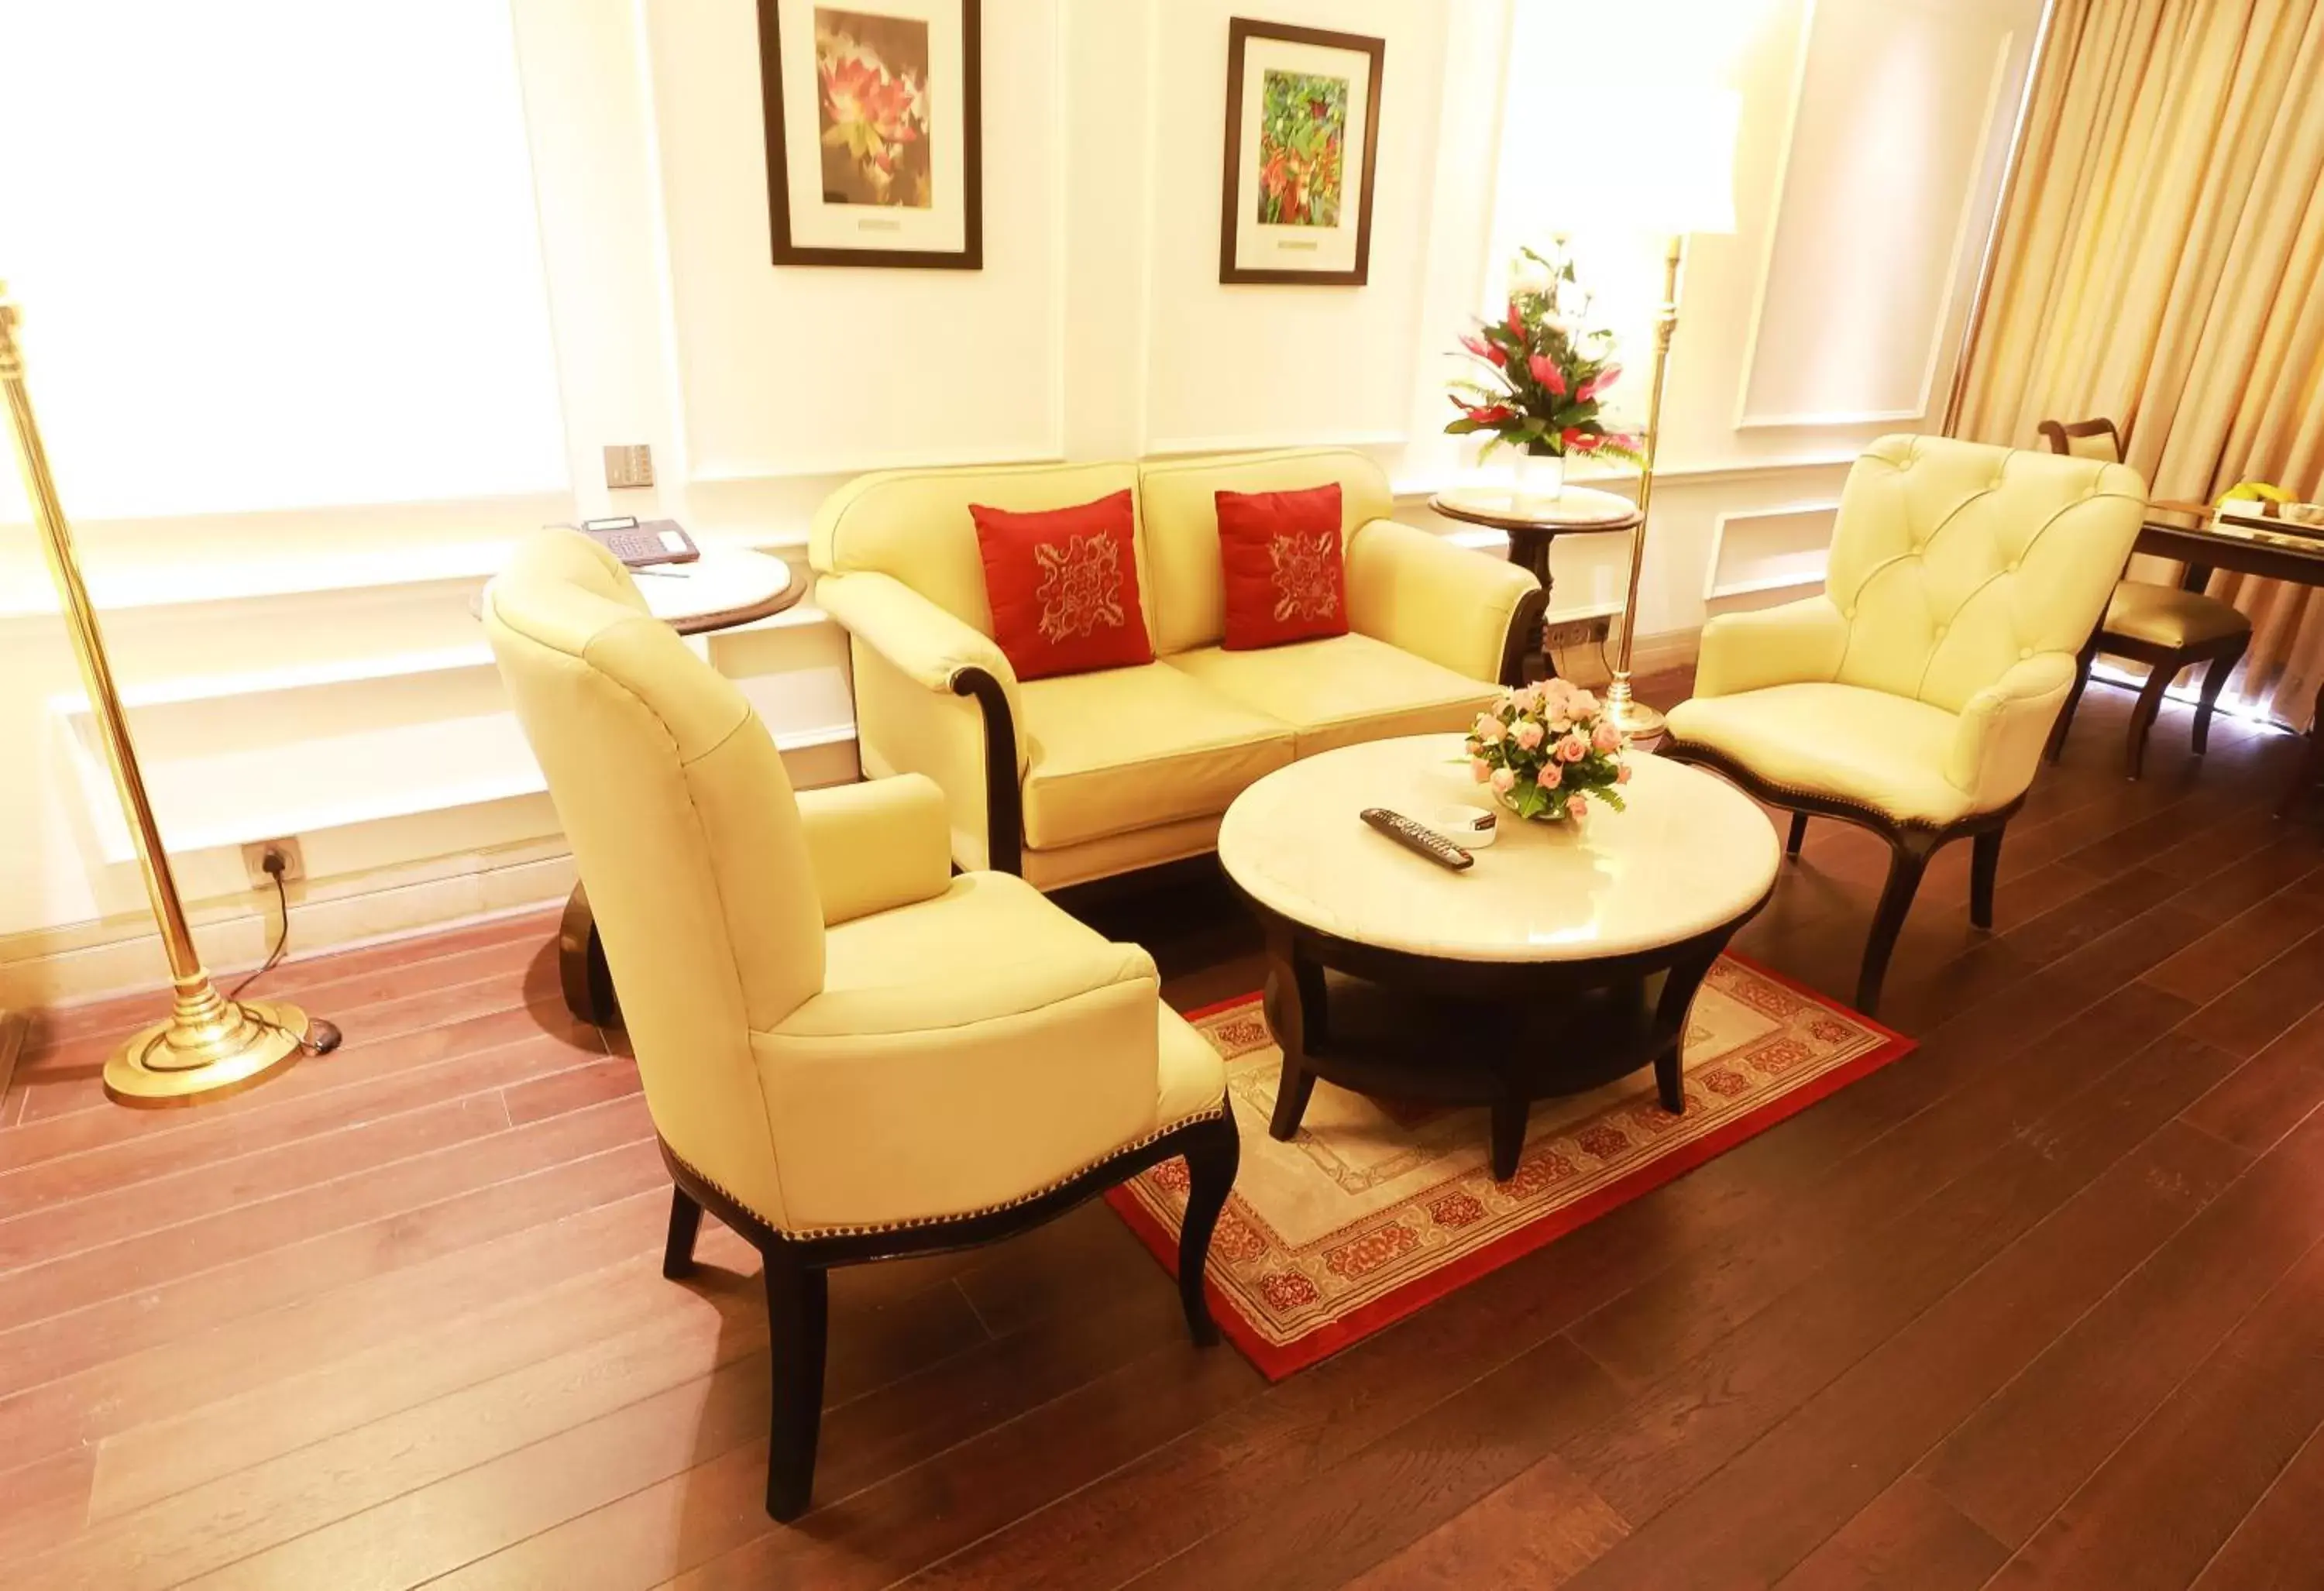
[1828,435,2145,714]
[1136,448,1394,655]
[809,447,1394,656]
[810,461,1145,637]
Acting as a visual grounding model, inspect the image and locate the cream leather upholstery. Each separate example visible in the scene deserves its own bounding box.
[485,530,1223,1235]
[1167,632,1501,758]
[1668,435,2145,826]
[1019,663,1295,850]
[2102,581,2253,648]
[812,448,1539,886]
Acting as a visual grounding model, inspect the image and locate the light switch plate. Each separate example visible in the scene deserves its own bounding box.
[603,444,655,490]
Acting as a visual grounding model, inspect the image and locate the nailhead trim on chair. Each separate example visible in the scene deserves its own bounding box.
[669,1102,1232,1242]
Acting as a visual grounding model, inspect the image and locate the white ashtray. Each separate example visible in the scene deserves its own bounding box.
[1429,803,1499,848]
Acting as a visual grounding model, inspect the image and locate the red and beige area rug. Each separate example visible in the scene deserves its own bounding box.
[1109,956,1911,1379]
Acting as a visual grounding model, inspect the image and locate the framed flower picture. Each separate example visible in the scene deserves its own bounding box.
[755,0,982,269]
[1218,19,1385,286]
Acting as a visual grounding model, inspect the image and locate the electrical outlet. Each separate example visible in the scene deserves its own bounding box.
[242,837,305,889]
[1541,614,1613,652]
[603,443,655,490]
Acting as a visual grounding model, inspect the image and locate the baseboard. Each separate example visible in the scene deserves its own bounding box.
[0,848,577,1015]
[1545,626,1700,689]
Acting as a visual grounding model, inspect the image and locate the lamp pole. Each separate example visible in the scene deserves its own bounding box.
[0,285,311,1106]
[1600,232,1685,744]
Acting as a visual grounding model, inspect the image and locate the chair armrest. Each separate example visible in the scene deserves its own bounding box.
[1693,597,1851,699]
[752,941,1165,1232]
[1346,518,1542,684]
[817,571,1026,875]
[1948,653,2077,813]
[796,775,954,926]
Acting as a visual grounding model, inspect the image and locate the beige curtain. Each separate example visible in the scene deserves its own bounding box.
[1957,0,2324,730]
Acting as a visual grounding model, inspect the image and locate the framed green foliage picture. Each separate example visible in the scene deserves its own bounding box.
[1219,19,1384,285]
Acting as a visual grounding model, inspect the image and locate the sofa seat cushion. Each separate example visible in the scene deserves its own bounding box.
[1163,632,1501,758]
[1019,663,1296,849]
[1666,682,1978,826]
[2104,580,2252,648]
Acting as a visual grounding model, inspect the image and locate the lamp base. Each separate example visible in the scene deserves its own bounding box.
[103,998,308,1108]
[1604,673,1667,745]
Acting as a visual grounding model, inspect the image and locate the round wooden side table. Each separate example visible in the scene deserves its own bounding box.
[480,546,810,1027]
[1429,483,1643,682]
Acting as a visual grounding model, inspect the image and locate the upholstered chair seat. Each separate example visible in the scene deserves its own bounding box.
[2099,580,2253,648]
[483,529,1239,1522]
[1664,435,2144,1013]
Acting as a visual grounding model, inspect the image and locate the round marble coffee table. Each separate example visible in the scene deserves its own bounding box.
[1217,734,1781,1180]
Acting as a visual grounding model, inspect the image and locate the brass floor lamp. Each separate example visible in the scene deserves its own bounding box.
[1535,87,1741,743]
[2,286,318,1107]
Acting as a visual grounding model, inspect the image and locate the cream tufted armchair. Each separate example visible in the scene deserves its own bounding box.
[483,530,1238,1522]
[1663,435,2145,1015]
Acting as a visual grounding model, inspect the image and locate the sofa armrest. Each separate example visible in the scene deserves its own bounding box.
[1692,597,1851,699]
[753,943,1164,1231]
[1346,518,1543,685]
[1948,653,2077,813]
[817,572,1026,875]
[796,775,954,925]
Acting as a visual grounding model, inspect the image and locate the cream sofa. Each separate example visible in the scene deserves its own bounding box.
[811,448,1545,888]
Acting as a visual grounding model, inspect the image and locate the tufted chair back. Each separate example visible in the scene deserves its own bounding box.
[483,529,823,1226]
[1825,435,2145,714]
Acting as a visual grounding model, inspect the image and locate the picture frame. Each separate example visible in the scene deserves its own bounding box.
[755,0,983,270]
[1218,18,1385,287]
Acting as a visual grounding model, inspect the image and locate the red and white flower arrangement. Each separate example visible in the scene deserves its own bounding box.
[1466,677,1631,822]
[1444,241,1645,467]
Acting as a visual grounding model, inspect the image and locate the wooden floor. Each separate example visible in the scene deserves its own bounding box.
[5,672,2324,1589]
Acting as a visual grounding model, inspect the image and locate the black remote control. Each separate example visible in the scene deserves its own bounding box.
[1361,808,1474,871]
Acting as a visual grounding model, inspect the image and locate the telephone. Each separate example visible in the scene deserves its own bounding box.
[574,517,700,569]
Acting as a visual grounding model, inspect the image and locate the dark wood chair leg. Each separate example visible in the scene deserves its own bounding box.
[2285,684,2324,817]
[1969,827,2003,932]
[662,1187,703,1280]
[1786,811,1809,859]
[2191,638,2247,756]
[1263,940,1325,1142]
[1174,1112,1240,1346]
[761,1249,829,1523]
[2125,661,2178,781]
[1856,836,1937,1016]
[2047,634,2099,763]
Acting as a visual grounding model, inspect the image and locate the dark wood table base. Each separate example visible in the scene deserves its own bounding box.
[1252,896,1762,1181]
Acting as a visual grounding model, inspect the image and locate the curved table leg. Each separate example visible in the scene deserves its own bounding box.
[558,882,620,1028]
[1263,933,1327,1142]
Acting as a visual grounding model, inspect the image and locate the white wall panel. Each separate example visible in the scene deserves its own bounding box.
[1735,0,2023,430]
[1140,0,1447,456]
[641,0,1065,479]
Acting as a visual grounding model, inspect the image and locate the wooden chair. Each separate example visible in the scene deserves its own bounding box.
[2039,418,2252,778]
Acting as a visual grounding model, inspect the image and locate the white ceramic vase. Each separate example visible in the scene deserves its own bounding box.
[1511,448,1566,510]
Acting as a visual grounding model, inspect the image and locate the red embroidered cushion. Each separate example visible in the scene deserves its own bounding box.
[1215,483,1350,651]
[970,490,1154,681]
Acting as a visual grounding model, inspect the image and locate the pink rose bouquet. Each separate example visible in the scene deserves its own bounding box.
[1464,678,1630,822]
